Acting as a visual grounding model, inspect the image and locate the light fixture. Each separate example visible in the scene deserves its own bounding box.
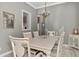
[42,2,50,18]
[37,2,50,35]
[37,2,50,19]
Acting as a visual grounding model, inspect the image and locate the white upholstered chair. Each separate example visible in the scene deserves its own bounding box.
[33,31,39,37]
[48,31,56,36]
[54,27,64,45]
[51,31,65,57]
[9,35,47,57]
[9,36,30,57]
[58,27,64,35]
[56,32,65,57]
[23,32,39,56]
[23,32,32,39]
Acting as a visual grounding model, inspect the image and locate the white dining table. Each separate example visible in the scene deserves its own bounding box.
[23,35,59,57]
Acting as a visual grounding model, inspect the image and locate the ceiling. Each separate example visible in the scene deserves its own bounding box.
[26,2,65,9]
[29,2,55,8]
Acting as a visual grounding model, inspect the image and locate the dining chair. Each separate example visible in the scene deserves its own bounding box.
[56,32,65,57]
[48,31,56,36]
[23,32,40,56]
[51,31,65,57]
[58,27,64,35]
[55,27,64,45]
[23,32,32,39]
[9,36,30,57]
[33,31,39,37]
[9,35,46,57]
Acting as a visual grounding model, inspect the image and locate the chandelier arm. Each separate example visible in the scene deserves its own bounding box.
[45,2,46,13]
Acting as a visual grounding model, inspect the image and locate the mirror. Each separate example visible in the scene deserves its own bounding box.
[22,10,31,31]
[23,12,27,29]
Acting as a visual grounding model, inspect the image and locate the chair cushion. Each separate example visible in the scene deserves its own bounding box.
[15,44,25,57]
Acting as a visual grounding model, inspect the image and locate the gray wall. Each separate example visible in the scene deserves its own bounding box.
[0,2,36,54]
[76,3,79,27]
[0,2,79,55]
[37,2,78,44]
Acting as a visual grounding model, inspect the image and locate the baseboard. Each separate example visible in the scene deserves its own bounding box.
[0,50,12,57]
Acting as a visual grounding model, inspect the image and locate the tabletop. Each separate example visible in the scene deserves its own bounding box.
[29,35,59,51]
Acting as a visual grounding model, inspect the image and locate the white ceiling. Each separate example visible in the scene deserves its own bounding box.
[30,2,55,8]
[26,2,65,9]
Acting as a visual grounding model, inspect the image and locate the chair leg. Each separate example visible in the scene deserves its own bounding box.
[23,48,28,57]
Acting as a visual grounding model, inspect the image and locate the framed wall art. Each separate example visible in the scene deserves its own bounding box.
[3,11,15,29]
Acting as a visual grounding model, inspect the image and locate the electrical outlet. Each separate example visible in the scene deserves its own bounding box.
[0,48,1,51]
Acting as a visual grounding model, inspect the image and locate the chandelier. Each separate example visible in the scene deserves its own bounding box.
[37,2,50,18]
[42,2,50,18]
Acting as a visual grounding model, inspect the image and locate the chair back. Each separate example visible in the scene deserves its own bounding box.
[23,32,32,39]
[34,31,39,37]
[48,31,56,36]
[56,32,65,57]
[59,27,64,35]
[9,36,30,57]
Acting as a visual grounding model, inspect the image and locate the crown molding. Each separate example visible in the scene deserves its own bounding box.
[26,2,37,9]
[26,2,66,9]
[36,2,66,9]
